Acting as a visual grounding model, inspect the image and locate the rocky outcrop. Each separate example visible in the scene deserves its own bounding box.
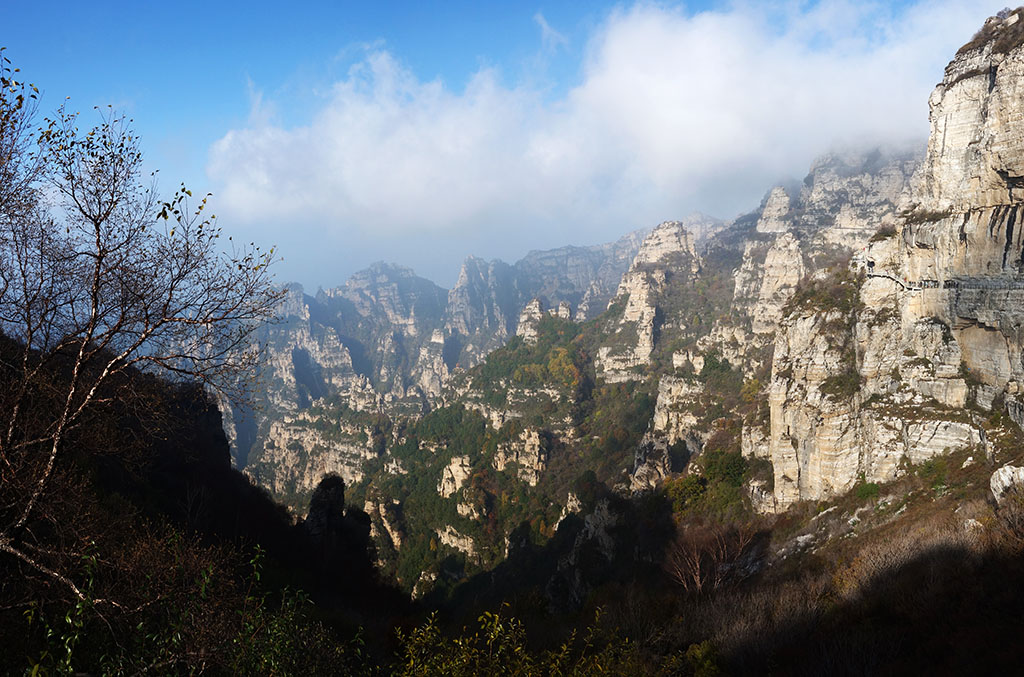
[699,147,919,387]
[304,474,347,543]
[414,330,450,399]
[916,12,1024,212]
[991,464,1024,503]
[739,233,806,336]
[515,298,572,344]
[651,376,703,450]
[437,525,476,558]
[443,257,520,364]
[596,221,702,382]
[897,9,1024,407]
[245,413,378,504]
[766,298,984,509]
[438,455,473,498]
[630,436,673,492]
[757,187,791,233]
[699,50,1024,512]
[515,299,546,344]
[494,429,548,486]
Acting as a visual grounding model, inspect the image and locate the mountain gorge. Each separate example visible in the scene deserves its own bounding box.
[235,228,660,496]
[12,8,1024,676]
[233,12,1024,609]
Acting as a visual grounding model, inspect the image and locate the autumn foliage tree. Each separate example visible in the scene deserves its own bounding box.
[0,49,283,607]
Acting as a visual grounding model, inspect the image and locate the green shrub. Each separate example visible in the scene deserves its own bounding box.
[917,457,949,490]
[856,482,880,501]
[869,224,897,242]
[821,368,863,401]
[666,474,707,513]
[784,267,864,316]
[704,450,747,488]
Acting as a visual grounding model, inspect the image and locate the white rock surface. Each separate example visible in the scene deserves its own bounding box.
[494,429,548,486]
[991,465,1024,503]
[438,455,472,498]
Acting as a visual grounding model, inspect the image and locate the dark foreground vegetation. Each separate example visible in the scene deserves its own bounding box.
[6,361,1024,676]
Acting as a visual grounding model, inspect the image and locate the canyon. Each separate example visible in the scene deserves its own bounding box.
[230,10,1024,594]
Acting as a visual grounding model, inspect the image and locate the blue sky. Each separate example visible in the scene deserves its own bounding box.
[3,1,998,287]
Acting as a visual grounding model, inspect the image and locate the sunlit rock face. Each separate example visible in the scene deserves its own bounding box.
[596,220,702,382]
[231,232,647,506]
[900,11,1024,393]
[494,429,548,487]
[757,14,1024,510]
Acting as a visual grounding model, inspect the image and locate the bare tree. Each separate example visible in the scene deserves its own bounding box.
[664,521,760,595]
[0,50,283,604]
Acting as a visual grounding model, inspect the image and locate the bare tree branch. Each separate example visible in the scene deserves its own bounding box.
[0,51,283,611]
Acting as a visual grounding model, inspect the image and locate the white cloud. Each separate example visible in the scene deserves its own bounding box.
[535,12,569,53]
[207,0,994,286]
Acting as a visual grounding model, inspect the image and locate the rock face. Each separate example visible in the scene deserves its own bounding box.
[515,299,546,344]
[494,429,548,486]
[757,187,792,234]
[916,15,1024,212]
[754,12,1024,510]
[596,221,702,382]
[751,233,805,335]
[516,298,572,344]
[234,231,648,508]
[900,11,1024,399]
[651,376,703,451]
[246,413,380,501]
[443,257,520,364]
[438,455,472,498]
[991,464,1024,503]
[437,525,476,558]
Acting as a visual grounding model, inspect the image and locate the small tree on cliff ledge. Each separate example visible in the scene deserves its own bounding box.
[0,50,283,602]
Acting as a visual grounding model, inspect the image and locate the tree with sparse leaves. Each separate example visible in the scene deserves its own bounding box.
[0,48,283,608]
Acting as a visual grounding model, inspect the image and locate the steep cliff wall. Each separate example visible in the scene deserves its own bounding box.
[757,11,1024,510]
[595,220,704,382]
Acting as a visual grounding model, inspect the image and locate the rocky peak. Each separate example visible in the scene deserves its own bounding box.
[305,473,347,541]
[675,212,729,244]
[916,9,1024,211]
[516,299,546,344]
[756,187,792,234]
[443,256,520,359]
[333,262,446,334]
[631,220,700,269]
[596,221,705,381]
[279,283,312,320]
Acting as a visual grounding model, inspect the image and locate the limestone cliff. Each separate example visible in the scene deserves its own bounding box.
[238,232,644,509]
[755,11,1024,510]
[229,10,1024,600]
[596,220,702,382]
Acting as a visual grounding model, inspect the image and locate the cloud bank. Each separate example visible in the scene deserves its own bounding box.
[207,1,993,287]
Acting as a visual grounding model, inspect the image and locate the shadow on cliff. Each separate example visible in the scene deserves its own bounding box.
[411,470,1024,675]
[421,475,679,639]
[92,382,408,623]
[704,539,1024,675]
[0,347,408,672]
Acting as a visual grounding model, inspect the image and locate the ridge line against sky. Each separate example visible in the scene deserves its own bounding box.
[3,1,997,288]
